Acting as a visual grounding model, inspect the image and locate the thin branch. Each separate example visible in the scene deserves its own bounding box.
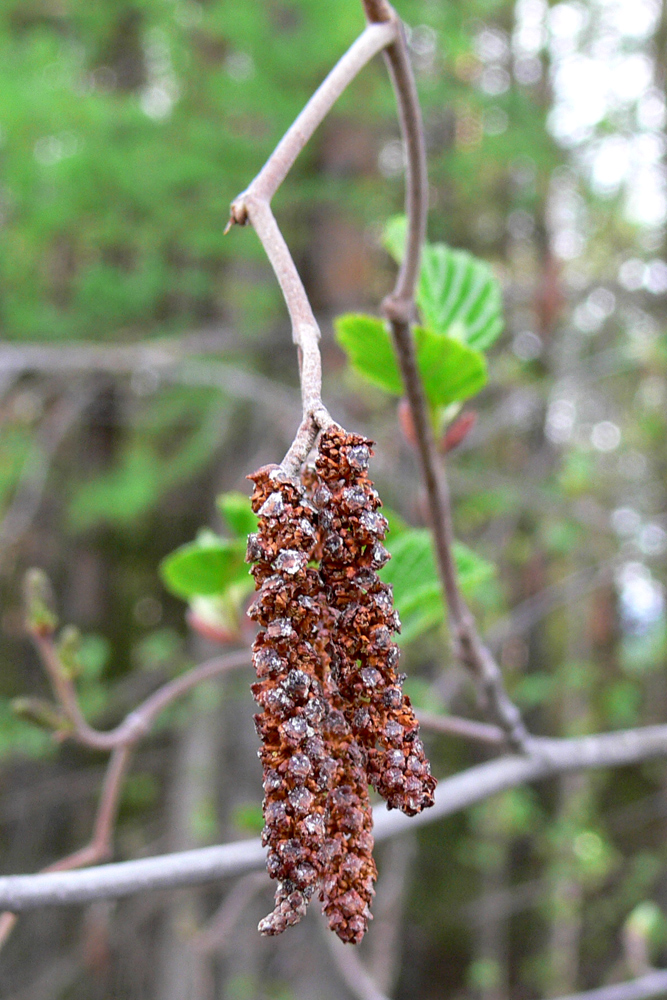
[32,639,249,751]
[325,931,392,1000]
[375,4,527,749]
[416,710,506,746]
[192,871,268,954]
[236,22,397,205]
[6,724,667,909]
[485,560,616,650]
[545,970,667,1000]
[0,337,301,428]
[228,19,398,472]
[0,391,91,561]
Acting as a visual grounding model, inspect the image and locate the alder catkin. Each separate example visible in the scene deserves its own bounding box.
[314,426,436,816]
[247,465,335,934]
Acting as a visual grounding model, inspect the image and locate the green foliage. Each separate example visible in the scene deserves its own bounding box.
[216,491,258,537]
[384,216,504,350]
[335,313,487,408]
[381,520,495,643]
[334,313,404,395]
[160,531,247,600]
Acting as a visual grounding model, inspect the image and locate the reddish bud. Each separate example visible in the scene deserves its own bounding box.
[441,410,477,454]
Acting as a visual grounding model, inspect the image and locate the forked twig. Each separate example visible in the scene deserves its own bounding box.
[0,628,249,951]
[226,0,527,745]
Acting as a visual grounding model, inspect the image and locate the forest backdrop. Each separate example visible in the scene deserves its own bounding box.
[1,0,667,998]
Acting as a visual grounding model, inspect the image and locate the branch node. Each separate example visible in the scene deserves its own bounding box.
[381,293,414,327]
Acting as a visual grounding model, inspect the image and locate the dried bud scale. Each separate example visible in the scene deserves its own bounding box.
[314,427,436,816]
[247,465,335,934]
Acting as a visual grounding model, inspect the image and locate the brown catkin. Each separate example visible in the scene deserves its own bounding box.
[247,465,337,935]
[314,427,437,816]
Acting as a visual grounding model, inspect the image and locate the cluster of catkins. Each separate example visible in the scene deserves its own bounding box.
[246,426,436,944]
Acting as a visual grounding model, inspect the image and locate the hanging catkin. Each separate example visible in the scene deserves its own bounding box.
[247,465,335,934]
[314,426,436,816]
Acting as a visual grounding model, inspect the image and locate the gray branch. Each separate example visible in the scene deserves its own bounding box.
[3,725,667,911]
[547,969,667,1000]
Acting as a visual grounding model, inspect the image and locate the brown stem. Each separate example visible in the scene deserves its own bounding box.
[376,7,527,749]
[416,710,507,747]
[227,20,398,475]
[32,635,249,751]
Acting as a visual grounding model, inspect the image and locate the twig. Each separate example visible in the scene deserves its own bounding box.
[325,931,392,1000]
[544,970,667,1000]
[192,871,268,954]
[368,836,415,994]
[371,2,528,749]
[485,560,616,651]
[416,710,506,746]
[32,637,249,751]
[0,643,248,948]
[0,390,91,561]
[6,724,667,909]
[227,20,398,473]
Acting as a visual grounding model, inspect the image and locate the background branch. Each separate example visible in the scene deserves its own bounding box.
[547,969,667,1000]
[5,723,667,910]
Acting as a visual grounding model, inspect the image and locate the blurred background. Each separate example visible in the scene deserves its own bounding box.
[1,0,667,997]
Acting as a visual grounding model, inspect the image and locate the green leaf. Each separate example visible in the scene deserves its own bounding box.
[384,216,504,351]
[414,326,487,407]
[216,491,257,537]
[335,315,486,407]
[381,527,495,643]
[160,537,248,600]
[334,313,403,395]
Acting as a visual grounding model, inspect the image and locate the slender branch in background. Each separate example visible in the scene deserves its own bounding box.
[365,0,528,749]
[31,630,249,751]
[416,709,507,746]
[0,744,132,949]
[192,872,268,954]
[0,336,301,434]
[0,391,92,564]
[0,617,249,949]
[368,836,415,995]
[545,969,667,1000]
[325,930,392,1000]
[485,560,616,651]
[6,722,667,910]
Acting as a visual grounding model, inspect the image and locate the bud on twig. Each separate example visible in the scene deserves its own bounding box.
[11,697,71,733]
[23,569,58,637]
[57,625,84,680]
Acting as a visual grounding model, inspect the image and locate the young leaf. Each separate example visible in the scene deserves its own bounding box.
[334,314,403,395]
[335,315,486,407]
[381,527,495,644]
[414,327,487,407]
[384,216,504,351]
[216,491,257,537]
[160,537,248,600]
